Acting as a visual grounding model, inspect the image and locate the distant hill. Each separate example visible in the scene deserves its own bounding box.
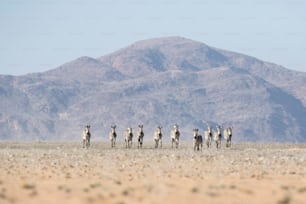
[1,36,306,142]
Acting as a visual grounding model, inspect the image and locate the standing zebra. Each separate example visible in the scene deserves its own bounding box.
[171,124,180,149]
[124,127,133,148]
[137,125,144,148]
[204,125,212,148]
[82,125,91,149]
[109,125,117,148]
[193,128,203,151]
[154,126,163,148]
[224,127,233,148]
[214,125,222,149]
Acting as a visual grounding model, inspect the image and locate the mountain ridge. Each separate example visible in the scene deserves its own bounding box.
[1,36,306,142]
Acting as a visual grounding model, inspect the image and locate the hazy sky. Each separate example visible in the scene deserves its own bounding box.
[1,0,306,75]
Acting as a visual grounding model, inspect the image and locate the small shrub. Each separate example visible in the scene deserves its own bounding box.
[122,189,129,196]
[277,195,291,204]
[191,186,199,193]
[22,183,35,190]
[298,187,306,193]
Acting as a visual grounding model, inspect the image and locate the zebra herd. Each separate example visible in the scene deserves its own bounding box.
[82,124,233,151]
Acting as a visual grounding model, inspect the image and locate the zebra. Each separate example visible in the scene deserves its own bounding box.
[109,125,117,148]
[171,124,180,149]
[193,128,203,151]
[82,125,91,149]
[214,125,222,149]
[124,127,133,148]
[154,126,163,148]
[204,125,212,148]
[137,125,144,148]
[224,127,233,148]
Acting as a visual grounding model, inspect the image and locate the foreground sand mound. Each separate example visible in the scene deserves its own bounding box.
[0,142,305,204]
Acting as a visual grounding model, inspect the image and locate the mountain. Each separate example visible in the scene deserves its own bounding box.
[1,36,306,142]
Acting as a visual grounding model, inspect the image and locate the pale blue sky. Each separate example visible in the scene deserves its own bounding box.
[1,0,305,75]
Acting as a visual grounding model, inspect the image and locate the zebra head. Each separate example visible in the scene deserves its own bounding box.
[138,124,144,132]
[207,125,212,133]
[216,125,222,135]
[84,125,91,136]
[111,125,116,133]
[174,124,179,132]
[156,126,162,138]
[227,127,233,135]
[193,128,199,138]
[127,127,133,135]
[157,126,162,133]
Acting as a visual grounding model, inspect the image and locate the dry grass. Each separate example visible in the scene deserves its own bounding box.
[0,141,305,204]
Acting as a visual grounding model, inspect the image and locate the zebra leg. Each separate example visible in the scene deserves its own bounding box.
[83,139,85,148]
[86,139,90,149]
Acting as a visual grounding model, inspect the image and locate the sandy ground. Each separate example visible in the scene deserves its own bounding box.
[0,141,305,204]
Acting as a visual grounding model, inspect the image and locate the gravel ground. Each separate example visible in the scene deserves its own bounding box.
[0,141,305,204]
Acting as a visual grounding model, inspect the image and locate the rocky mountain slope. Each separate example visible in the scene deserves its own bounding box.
[1,36,306,142]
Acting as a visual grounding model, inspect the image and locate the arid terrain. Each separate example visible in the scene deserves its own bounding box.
[0,141,305,204]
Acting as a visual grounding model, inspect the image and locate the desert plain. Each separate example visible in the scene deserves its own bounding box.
[0,141,305,204]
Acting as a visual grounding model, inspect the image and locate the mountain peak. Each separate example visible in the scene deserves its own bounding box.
[129,36,205,48]
[99,36,226,77]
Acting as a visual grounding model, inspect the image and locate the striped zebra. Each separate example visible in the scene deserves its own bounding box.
[124,127,133,148]
[137,125,144,148]
[82,125,91,149]
[224,127,233,148]
[109,125,117,148]
[204,125,212,148]
[214,125,222,149]
[154,126,163,148]
[171,124,180,149]
[193,128,203,151]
